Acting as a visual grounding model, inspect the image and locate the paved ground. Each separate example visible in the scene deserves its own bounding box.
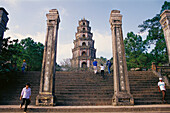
[0,105,170,113]
[0,104,170,108]
[1,111,170,113]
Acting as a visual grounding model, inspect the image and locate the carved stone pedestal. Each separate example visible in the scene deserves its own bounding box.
[36,94,54,106]
[112,92,134,106]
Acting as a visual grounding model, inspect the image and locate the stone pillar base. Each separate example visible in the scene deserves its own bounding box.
[36,94,55,106]
[112,92,134,106]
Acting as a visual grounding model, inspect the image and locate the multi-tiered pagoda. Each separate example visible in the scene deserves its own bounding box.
[71,18,96,68]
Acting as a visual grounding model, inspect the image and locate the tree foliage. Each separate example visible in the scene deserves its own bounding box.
[0,37,44,74]
[124,32,148,70]
[138,1,169,64]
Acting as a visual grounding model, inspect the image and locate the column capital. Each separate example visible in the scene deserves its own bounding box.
[109,10,122,27]
[160,10,170,30]
[46,9,60,26]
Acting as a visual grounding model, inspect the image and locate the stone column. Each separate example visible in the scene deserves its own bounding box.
[36,9,60,106]
[160,10,170,65]
[109,10,134,106]
[0,7,9,53]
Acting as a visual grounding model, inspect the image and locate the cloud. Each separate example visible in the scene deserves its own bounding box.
[57,43,73,64]
[137,31,148,40]
[4,31,46,44]
[93,30,112,59]
[3,29,113,64]
[2,0,21,7]
[14,25,19,29]
[4,29,73,63]
[59,7,69,16]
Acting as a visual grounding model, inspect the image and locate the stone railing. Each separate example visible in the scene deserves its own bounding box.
[152,62,170,86]
[152,62,170,73]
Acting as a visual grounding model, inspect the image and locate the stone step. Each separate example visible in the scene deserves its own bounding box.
[130,88,158,91]
[55,84,113,87]
[55,86,114,88]
[55,94,113,98]
[134,100,163,105]
[1,105,170,112]
[55,101,112,106]
[0,101,36,105]
[130,91,160,94]
[55,92,114,95]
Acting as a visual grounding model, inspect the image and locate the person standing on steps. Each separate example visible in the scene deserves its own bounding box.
[106,60,111,74]
[20,83,31,113]
[158,78,166,103]
[100,64,105,79]
[93,59,98,74]
[21,59,27,73]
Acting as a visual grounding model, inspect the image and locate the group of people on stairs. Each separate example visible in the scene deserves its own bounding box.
[93,59,112,79]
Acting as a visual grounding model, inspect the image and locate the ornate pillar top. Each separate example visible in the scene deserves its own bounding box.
[46,9,60,25]
[0,7,9,15]
[160,10,170,30]
[160,10,170,17]
[109,10,122,26]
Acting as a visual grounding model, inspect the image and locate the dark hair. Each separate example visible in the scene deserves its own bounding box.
[101,64,103,66]
[26,83,30,87]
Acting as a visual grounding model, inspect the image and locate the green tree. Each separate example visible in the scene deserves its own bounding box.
[19,37,44,71]
[124,32,148,70]
[0,37,44,74]
[138,1,170,65]
[0,37,20,74]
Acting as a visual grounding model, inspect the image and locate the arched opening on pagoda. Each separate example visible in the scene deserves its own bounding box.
[82,42,86,46]
[82,51,86,56]
[82,34,85,38]
[82,62,87,68]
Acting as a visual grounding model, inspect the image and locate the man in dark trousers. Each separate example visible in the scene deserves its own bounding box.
[21,59,27,73]
[106,60,111,74]
[20,83,31,113]
[100,64,105,79]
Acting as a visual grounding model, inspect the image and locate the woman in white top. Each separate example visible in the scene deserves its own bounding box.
[100,64,105,79]
[158,78,166,103]
[20,83,31,113]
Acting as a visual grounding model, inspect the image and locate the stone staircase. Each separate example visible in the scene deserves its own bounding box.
[0,71,114,105]
[0,71,40,105]
[55,72,114,106]
[0,71,169,106]
[128,71,170,105]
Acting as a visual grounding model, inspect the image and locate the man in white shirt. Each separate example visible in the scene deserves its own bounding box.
[20,83,31,113]
[158,78,166,103]
[100,64,105,79]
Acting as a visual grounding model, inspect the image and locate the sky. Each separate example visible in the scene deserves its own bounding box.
[0,0,165,64]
